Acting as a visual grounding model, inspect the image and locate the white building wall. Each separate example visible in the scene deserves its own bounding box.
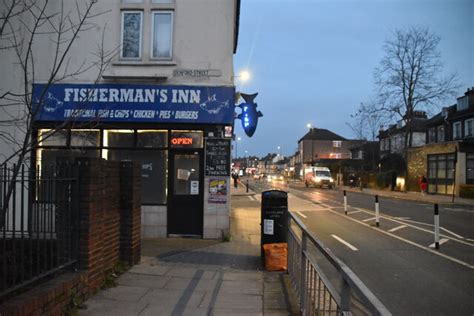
[1,0,238,239]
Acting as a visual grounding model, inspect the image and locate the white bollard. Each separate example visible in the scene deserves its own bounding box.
[344,190,347,215]
[375,195,380,227]
[434,204,440,249]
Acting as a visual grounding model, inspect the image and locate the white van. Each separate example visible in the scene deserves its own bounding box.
[304,167,334,189]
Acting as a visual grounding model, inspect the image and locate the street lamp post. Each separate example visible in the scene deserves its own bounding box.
[234,136,241,159]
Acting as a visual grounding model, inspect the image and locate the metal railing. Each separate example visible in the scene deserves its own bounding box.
[1,163,79,301]
[288,212,391,316]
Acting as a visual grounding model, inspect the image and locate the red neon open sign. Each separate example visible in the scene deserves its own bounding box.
[171,137,193,145]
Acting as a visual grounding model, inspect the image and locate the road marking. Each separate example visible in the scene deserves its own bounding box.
[444,207,474,213]
[362,217,376,222]
[331,235,358,251]
[325,208,474,269]
[440,227,464,240]
[248,195,256,201]
[347,210,362,215]
[429,238,449,248]
[296,211,307,219]
[388,225,408,232]
[394,217,411,220]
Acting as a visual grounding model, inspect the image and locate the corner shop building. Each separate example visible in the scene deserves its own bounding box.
[33,83,234,239]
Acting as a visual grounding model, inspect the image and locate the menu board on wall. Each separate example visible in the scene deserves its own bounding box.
[205,139,231,176]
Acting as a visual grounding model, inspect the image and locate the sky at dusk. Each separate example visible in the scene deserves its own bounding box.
[233,0,474,158]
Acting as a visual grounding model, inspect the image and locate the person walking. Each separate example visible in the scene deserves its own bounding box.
[232,170,239,189]
[419,175,428,195]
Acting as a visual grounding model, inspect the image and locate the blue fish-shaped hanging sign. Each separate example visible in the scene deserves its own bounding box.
[237,93,263,137]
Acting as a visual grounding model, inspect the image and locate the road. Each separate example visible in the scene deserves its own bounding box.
[239,177,474,315]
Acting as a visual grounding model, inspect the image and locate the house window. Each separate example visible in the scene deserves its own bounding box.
[465,119,474,138]
[151,11,173,59]
[457,97,468,111]
[333,140,342,148]
[467,153,474,185]
[437,125,445,142]
[121,11,143,59]
[428,128,436,143]
[453,122,462,140]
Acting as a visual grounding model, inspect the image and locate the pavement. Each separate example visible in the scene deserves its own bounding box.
[79,181,299,316]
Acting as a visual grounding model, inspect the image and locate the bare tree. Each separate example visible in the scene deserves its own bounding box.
[0,0,117,227]
[348,101,388,141]
[374,26,458,149]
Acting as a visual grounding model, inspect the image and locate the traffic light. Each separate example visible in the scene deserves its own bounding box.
[237,93,263,137]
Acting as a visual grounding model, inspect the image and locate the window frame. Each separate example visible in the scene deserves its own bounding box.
[120,10,144,60]
[453,122,462,140]
[465,119,474,138]
[150,10,174,60]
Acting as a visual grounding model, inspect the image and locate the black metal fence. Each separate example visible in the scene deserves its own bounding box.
[0,163,79,301]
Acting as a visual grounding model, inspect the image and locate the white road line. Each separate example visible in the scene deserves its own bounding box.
[331,235,358,251]
[296,211,307,219]
[388,225,408,233]
[362,217,376,222]
[347,210,362,215]
[325,208,474,269]
[440,227,464,240]
[248,195,255,201]
[394,217,411,220]
[429,238,449,248]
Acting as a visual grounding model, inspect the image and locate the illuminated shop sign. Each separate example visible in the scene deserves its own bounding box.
[32,83,235,124]
[171,137,193,146]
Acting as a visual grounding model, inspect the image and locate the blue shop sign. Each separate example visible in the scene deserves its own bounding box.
[32,83,235,124]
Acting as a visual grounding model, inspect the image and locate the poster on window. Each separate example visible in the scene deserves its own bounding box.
[208,179,227,204]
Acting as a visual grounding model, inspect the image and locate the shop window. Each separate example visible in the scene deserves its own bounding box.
[333,141,342,148]
[121,11,143,59]
[151,11,173,59]
[36,149,100,201]
[104,130,135,148]
[170,130,203,148]
[137,130,168,148]
[465,119,474,138]
[453,122,462,140]
[38,129,68,147]
[152,0,174,3]
[427,154,455,195]
[70,129,100,147]
[122,0,143,3]
[108,150,167,204]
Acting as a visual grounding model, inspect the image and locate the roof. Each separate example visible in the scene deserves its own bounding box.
[378,118,428,138]
[299,128,347,142]
[233,0,241,54]
[348,141,378,150]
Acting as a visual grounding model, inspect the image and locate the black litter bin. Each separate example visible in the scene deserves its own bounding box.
[261,190,288,259]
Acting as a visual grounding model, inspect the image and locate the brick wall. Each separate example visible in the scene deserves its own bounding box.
[0,158,141,315]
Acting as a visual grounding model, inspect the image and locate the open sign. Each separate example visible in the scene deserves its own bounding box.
[171,137,193,145]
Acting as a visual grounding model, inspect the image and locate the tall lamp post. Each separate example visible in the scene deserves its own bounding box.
[234,136,241,162]
[306,123,313,166]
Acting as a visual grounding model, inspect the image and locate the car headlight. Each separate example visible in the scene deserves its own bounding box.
[330,178,334,182]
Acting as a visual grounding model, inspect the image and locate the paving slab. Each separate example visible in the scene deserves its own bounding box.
[80,190,299,316]
[93,285,150,302]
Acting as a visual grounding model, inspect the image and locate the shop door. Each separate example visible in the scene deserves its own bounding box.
[168,150,203,236]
